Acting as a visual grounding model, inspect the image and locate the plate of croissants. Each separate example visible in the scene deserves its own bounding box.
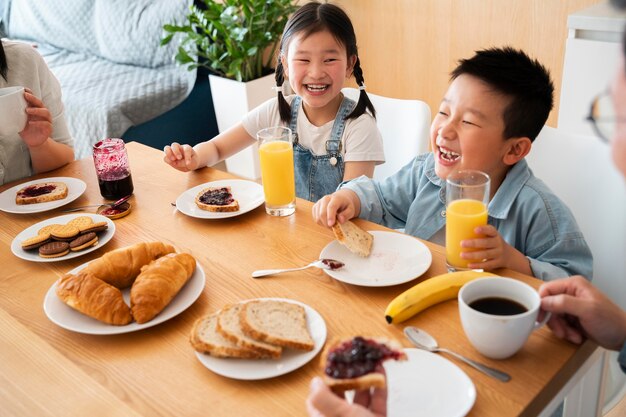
[43,241,206,335]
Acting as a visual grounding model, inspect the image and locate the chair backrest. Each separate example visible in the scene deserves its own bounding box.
[342,88,431,181]
[526,126,626,309]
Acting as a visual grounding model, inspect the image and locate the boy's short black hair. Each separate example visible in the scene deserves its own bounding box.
[450,47,554,142]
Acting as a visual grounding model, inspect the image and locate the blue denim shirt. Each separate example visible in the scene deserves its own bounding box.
[341,153,593,281]
[619,342,626,373]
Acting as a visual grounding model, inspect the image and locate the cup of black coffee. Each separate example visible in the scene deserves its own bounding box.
[458,277,550,359]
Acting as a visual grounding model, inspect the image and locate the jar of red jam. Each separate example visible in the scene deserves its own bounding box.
[92,138,134,200]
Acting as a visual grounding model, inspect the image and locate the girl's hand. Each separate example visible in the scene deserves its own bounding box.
[460,224,511,270]
[164,142,199,172]
[312,190,359,228]
[19,89,52,148]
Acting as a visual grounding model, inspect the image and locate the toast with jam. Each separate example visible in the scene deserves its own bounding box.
[322,336,406,392]
[194,186,239,212]
[16,182,68,205]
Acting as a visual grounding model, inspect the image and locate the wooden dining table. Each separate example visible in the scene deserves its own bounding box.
[0,142,600,417]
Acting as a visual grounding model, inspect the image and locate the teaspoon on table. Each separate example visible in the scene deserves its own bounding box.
[404,326,511,382]
[251,258,345,278]
[62,195,131,213]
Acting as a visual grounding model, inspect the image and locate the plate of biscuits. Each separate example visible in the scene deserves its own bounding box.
[174,179,264,219]
[0,176,87,214]
[11,214,115,262]
[191,298,327,380]
[43,242,206,335]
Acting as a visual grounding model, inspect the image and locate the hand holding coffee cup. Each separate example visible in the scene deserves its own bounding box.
[0,86,28,137]
[458,277,550,359]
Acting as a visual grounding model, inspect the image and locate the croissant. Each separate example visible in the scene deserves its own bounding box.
[83,241,175,289]
[130,253,196,324]
[56,272,132,325]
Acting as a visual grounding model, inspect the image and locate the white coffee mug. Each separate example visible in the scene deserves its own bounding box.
[458,277,550,359]
[0,86,28,136]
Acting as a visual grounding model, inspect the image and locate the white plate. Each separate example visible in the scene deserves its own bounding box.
[175,179,264,219]
[320,231,432,287]
[11,213,115,263]
[43,260,206,335]
[194,298,327,380]
[384,348,476,417]
[0,177,87,214]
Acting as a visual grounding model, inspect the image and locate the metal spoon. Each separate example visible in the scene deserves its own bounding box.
[251,259,345,278]
[404,326,511,382]
[62,195,131,213]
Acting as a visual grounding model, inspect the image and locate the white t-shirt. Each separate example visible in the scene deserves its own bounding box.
[0,40,73,185]
[242,95,385,163]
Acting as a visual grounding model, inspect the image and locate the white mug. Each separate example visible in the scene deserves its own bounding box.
[458,277,550,359]
[0,86,28,136]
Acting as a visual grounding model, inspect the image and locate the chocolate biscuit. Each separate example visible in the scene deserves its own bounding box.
[69,232,98,251]
[39,241,70,258]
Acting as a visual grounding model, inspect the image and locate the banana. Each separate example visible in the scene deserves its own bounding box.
[384,270,496,324]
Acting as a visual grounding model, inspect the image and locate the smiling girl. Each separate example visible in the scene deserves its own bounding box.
[164,1,384,202]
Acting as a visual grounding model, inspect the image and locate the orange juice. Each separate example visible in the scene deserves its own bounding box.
[446,199,488,269]
[259,141,295,207]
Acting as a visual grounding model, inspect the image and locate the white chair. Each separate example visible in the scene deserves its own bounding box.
[342,88,431,180]
[526,125,626,417]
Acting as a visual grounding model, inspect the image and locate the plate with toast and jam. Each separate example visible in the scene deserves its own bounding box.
[0,176,87,214]
[175,179,265,219]
[11,213,115,262]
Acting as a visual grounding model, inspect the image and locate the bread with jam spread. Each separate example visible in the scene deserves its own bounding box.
[322,336,406,392]
[16,182,68,205]
[195,186,239,212]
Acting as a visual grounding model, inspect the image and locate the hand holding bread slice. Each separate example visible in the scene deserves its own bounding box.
[332,220,373,257]
[322,336,406,392]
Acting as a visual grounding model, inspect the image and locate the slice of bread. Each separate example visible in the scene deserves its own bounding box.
[322,336,407,393]
[331,220,373,257]
[190,312,268,359]
[195,186,239,212]
[240,300,314,351]
[216,303,282,359]
[16,182,68,205]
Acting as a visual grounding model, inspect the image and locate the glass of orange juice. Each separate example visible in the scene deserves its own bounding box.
[257,126,296,216]
[445,170,490,271]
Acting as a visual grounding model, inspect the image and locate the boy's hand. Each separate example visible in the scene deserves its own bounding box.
[460,224,515,270]
[312,190,360,228]
[164,142,199,172]
[19,89,52,148]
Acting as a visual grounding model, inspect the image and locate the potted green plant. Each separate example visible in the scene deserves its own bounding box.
[161,0,297,179]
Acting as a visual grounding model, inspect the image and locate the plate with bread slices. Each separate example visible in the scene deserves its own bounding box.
[0,176,86,214]
[11,213,115,262]
[175,179,264,219]
[320,226,432,287]
[384,348,476,417]
[43,243,206,334]
[191,298,327,380]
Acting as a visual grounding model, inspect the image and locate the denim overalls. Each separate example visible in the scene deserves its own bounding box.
[289,95,356,202]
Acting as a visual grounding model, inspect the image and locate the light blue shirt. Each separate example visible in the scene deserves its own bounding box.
[341,153,593,281]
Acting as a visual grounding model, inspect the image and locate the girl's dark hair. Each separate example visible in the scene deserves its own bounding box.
[275,1,375,124]
[0,40,8,82]
[450,47,554,142]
